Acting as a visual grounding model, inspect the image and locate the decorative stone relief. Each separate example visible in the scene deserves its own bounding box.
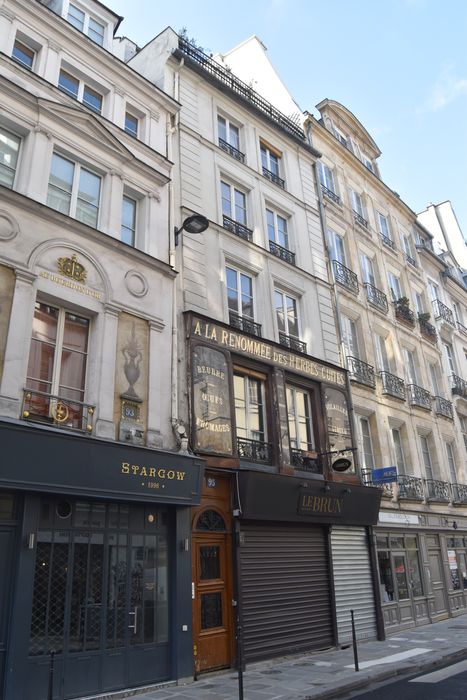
[0,210,20,241]
[124,269,148,298]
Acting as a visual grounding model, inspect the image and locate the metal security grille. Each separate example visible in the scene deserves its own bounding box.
[240,523,333,661]
[331,526,377,643]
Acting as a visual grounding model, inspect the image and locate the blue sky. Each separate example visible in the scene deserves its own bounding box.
[111,0,467,235]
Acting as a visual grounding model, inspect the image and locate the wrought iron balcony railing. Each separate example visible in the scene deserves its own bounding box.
[457,321,467,337]
[177,38,305,142]
[451,374,467,398]
[222,215,253,242]
[218,137,245,163]
[346,356,376,388]
[398,475,424,501]
[332,260,359,294]
[407,384,433,410]
[365,283,388,313]
[229,311,262,337]
[269,240,296,265]
[419,317,437,342]
[22,388,95,433]
[452,483,467,505]
[361,470,393,498]
[291,448,321,474]
[353,211,368,229]
[379,371,406,400]
[237,436,272,464]
[394,301,416,327]
[434,396,453,419]
[432,299,456,326]
[405,253,417,267]
[380,233,396,250]
[279,332,306,354]
[262,166,285,189]
[425,479,450,502]
[321,184,341,205]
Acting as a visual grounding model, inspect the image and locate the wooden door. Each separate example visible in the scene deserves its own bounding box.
[428,549,449,618]
[192,532,231,673]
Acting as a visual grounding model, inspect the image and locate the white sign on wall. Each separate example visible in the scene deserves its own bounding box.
[378,512,420,525]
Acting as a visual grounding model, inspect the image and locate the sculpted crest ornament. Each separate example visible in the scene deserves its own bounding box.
[57,254,87,283]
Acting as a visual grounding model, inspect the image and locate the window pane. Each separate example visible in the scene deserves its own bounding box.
[221,181,231,218]
[240,273,253,318]
[83,86,102,113]
[407,549,423,596]
[0,128,20,188]
[200,546,220,580]
[125,113,138,137]
[12,40,34,69]
[76,168,101,227]
[63,312,89,354]
[286,296,298,337]
[226,267,238,313]
[377,550,394,602]
[229,124,239,149]
[277,215,288,248]
[67,4,85,30]
[217,115,226,142]
[266,209,275,242]
[121,196,136,245]
[275,291,285,332]
[88,18,105,46]
[58,70,79,99]
[26,304,59,391]
[234,374,246,438]
[234,189,246,225]
[448,550,461,590]
[393,555,409,599]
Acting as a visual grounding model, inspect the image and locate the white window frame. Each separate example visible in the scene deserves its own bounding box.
[12,37,36,69]
[67,2,106,46]
[357,415,376,472]
[375,334,390,372]
[286,384,314,452]
[121,194,137,246]
[260,142,280,177]
[445,442,457,484]
[391,427,406,475]
[350,189,365,218]
[225,266,254,321]
[341,315,359,360]
[317,161,336,193]
[419,434,434,481]
[0,126,21,189]
[217,114,241,150]
[327,229,346,265]
[403,347,419,384]
[47,152,102,228]
[275,289,300,340]
[234,371,267,443]
[58,67,104,114]
[124,111,138,138]
[221,180,247,226]
[378,212,392,240]
[388,272,402,301]
[361,253,376,286]
[266,207,289,249]
[443,342,457,375]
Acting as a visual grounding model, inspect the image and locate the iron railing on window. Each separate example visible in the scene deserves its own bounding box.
[457,321,467,337]
[405,253,417,267]
[434,396,453,419]
[269,240,295,265]
[398,475,424,500]
[237,436,272,464]
[262,166,285,189]
[425,479,450,502]
[291,448,321,474]
[365,283,388,313]
[321,184,340,205]
[419,317,437,342]
[380,233,396,250]
[452,483,467,505]
[222,215,253,242]
[451,374,467,398]
[346,356,376,388]
[353,211,368,229]
[279,332,306,354]
[360,469,394,498]
[229,311,261,337]
[394,301,415,327]
[379,371,406,400]
[407,384,433,410]
[218,137,245,163]
[432,299,456,326]
[22,388,95,434]
[332,260,359,294]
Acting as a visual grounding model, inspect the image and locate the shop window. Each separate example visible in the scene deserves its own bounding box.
[447,538,467,590]
[377,534,424,603]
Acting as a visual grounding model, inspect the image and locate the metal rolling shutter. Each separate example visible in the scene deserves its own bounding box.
[331,526,377,644]
[240,523,334,662]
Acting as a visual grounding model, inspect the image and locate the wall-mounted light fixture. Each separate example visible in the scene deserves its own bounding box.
[175,214,209,246]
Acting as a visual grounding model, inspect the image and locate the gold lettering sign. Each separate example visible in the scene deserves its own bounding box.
[298,492,344,516]
[120,461,186,487]
[57,254,87,283]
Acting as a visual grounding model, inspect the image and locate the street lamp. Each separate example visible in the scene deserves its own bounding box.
[174,214,209,246]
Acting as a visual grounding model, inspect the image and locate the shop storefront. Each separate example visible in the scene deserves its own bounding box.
[0,420,204,700]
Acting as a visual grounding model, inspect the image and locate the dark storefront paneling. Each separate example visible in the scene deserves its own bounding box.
[240,523,333,661]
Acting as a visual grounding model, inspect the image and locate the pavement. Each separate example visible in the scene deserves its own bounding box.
[80,616,467,700]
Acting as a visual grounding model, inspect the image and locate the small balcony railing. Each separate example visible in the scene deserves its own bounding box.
[425,479,451,503]
[434,396,453,419]
[361,470,393,498]
[380,371,406,400]
[457,321,467,337]
[353,211,368,229]
[452,483,467,505]
[346,356,376,388]
[229,311,262,337]
[405,253,417,267]
[394,301,416,327]
[398,475,424,501]
[262,166,285,189]
[407,384,432,410]
[222,215,253,242]
[237,436,272,464]
[365,283,388,313]
[218,137,245,163]
[321,184,340,205]
[279,332,306,354]
[432,299,456,327]
[291,448,321,474]
[22,388,95,433]
[419,317,437,342]
[380,233,396,250]
[269,240,296,265]
[451,374,467,398]
[332,260,359,295]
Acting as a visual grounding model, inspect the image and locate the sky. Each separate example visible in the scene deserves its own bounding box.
[110,0,467,236]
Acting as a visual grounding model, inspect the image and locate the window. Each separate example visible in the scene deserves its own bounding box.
[275,290,299,339]
[443,342,457,375]
[403,348,419,384]
[391,428,406,475]
[234,371,267,443]
[414,292,425,315]
[350,189,365,218]
[341,315,359,359]
[47,153,101,227]
[446,442,457,484]
[459,415,467,454]
[317,162,336,193]
[361,254,376,286]
[221,181,247,225]
[447,538,467,590]
[378,213,392,241]
[260,142,284,187]
[401,233,414,258]
[374,334,390,372]
[217,115,243,161]
[362,155,374,172]
[420,434,434,480]
[12,39,35,69]
[388,272,402,301]
[26,301,89,429]
[121,196,136,245]
[124,112,138,138]
[266,209,288,249]
[286,385,314,451]
[67,4,105,46]
[0,127,20,188]
[58,69,103,114]
[453,301,463,325]
[334,129,348,148]
[67,3,85,31]
[377,534,423,603]
[428,281,439,302]
[357,416,375,471]
[327,229,346,265]
[88,17,105,46]
[226,267,253,320]
[429,363,441,395]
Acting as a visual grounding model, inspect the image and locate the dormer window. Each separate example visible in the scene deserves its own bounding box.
[67,3,105,46]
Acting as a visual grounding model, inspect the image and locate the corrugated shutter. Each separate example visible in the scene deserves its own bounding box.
[331,526,377,643]
[240,522,334,662]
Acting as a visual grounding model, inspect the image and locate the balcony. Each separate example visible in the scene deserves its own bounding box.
[394,300,416,327]
[229,311,262,337]
[452,483,467,505]
[379,371,406,400]
[361,470,393,498]
[222,215,253,242]
[380,233,396,251]
[346,356,376,388]
[398,475,424,501]
[269,240,296,265]
[432,299,456,327]
[365,283,388,313]
[22,388,95,434]
[237,436,272,464]
[434,396,453,419]
[405,253,417,268]
[451,374,467,399]
[425,479,451,503]
[321,184,340,205]
[332,260,359,295]
[457,321,467,337]
[407,384,432,411]
[279,331,306,354]
[419,317,437,342]
[291,448,321,474]
[218,137,245,163]
[353,211,368,229]
[262,166,285,189]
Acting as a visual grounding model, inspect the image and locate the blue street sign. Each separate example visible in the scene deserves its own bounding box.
[372,466,398,484]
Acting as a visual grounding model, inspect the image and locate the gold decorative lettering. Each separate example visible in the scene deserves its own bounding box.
[176,471,186,480]
[121,462,130,474]
[157,468,166,479]
[167,470,175,479]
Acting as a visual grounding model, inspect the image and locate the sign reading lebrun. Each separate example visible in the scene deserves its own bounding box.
[191,317,346,387]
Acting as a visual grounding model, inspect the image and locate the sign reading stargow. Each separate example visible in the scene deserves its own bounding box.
[192,346,233,454]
